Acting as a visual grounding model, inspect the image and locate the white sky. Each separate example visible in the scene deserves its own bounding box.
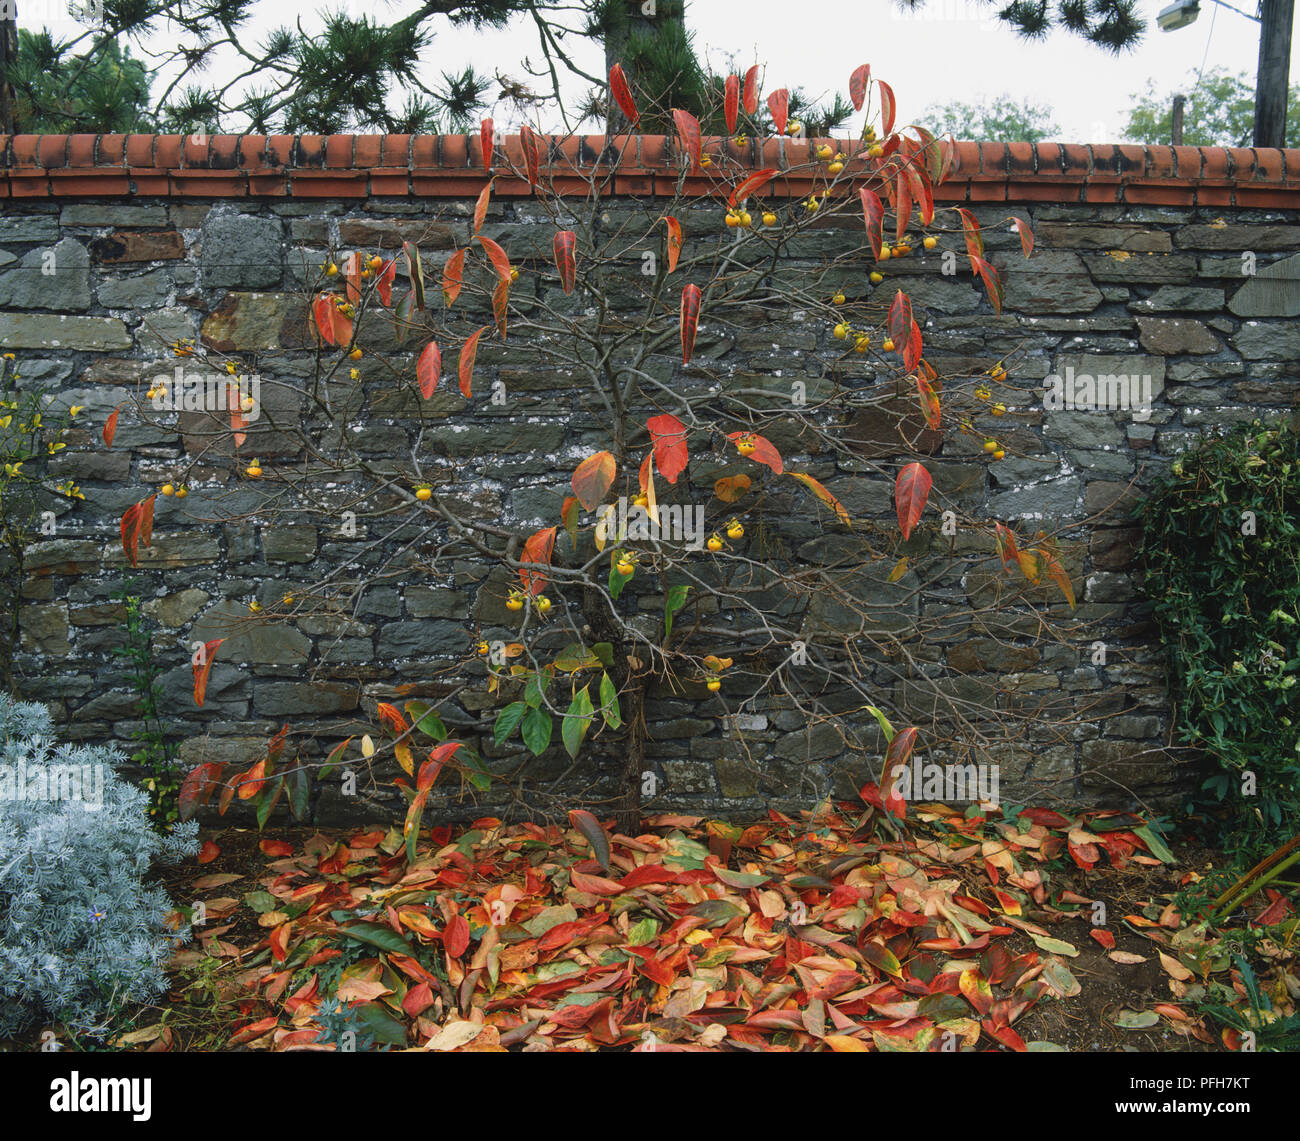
[26,0,1296,140]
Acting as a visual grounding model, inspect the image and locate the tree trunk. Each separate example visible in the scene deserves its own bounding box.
[1,11,18,135]
[1253,0,1294,148]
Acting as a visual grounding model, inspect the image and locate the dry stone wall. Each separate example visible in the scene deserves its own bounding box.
[3,134,1299,824]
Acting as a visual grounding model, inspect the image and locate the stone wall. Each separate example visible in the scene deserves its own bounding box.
[2,134,1299,824]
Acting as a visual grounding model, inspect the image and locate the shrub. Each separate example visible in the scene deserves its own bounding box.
[1139,421,1300,856]
[0,696,198,1039]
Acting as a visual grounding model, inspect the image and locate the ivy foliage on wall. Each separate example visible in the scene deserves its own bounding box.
[1140,420,1300,858]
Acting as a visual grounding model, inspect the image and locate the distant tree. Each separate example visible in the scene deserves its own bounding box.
[7,28,153,133]
[897,0,1144,52]
[922,94,1060,142]
[1123,68,1300,148]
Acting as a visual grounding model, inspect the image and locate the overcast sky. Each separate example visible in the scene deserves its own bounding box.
[31,0,1297,140]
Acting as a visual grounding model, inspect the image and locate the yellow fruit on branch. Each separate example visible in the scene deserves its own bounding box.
[869,271,884,284]
[416,485,432,501]
[726,520,744,540]
[833,323,848,340]
[923,236,938,250]
[705,677,722,692]
[707,535,724,552]
[983,439,998,454]
[736,435,757,457]
[161,483,175,497]
[246,460,263,477]
[535,595,552,614]
[882,338,895,352]
[762,212,777,227]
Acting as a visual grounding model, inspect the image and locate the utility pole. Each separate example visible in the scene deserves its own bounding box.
[1253,0,1294,147]
[1172,94,1186,143]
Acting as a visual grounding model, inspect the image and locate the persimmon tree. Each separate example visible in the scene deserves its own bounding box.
[115,62,1082,840]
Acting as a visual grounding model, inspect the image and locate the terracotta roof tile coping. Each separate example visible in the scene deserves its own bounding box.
[3,134,1298,206]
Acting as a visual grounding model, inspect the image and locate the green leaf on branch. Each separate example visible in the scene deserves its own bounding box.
[664,583,691,641]
[494,701,527,746]
[522,707,553,756]
[562,685,594,759]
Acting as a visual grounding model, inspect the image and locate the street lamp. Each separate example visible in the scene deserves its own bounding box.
[1158,0,1294,148]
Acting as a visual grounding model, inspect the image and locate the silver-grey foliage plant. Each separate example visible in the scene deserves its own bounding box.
[0,697,198,1039]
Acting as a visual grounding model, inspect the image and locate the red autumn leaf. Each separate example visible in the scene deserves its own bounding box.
[270,921,292,963]
[442,248,466,308]
[569,869,624,896]
[984,1022,1027,1052]
[969,254,1005,314]
[727,168,778,208]
[491,277,509,339]
[477,234,512,283]
[767,88,789,136]
[444,913,470,958]
[878,79,897,134]
[376,701,408,738]
[995,523,1022,572]
[638,451,652,495]
[663,216,682,273]
[480,117,494,168]
[260,839,294,858]
[120,502,144,567]
[561,495,581,546]
[472,177,494,235]
[237,758,267,800]
[916,372,941,431]
[197,840,220,864]
[788,471,850,526]
[402,981,435,1019]
[376,258,396,306]
[647,414,689,484]
[881,726,919,818]
[849,63,870,111]
[519,123,540,187]
[193,637,224,707]
[672,108,702,167]
[742,64,760,114]
[418,741,461,792]
[138,493,156,551]
[553,230,577,294]
[416,341,441,399]
[894,172,913,245]
[724,74,739,133]
[887,290,923,371]
[895,462,932,541]
[178,762,223,821]
[1090,928,1116,949]
[608,63,639,126]
[859,188,884,260]
[956,207,984,259]
[1010,216,1034,257]
[904,163,935,227]
[726,430,783,474]
[571,450,617,511]
[103,404,121,450]
[680,283,701,363]
[519,526,557,596]
[459,326,487,399]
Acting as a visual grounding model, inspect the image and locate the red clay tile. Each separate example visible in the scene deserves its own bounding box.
[1233,187,1300,208]
[1252,149,1284,183]
[1116,145,1148,175]
[1061,145,1092,175]
[67,135,98,166]
[1145,147,1177,179]
[1194,187,1233,207]
[181,135,210,167]
[154,136,184,168]
[1199,148,1231,180]
[381,135,412,167]
[37,135,69,168]
[1171,147,1203,179]
[124,135,154,167]
[353,136,382,168]
[1123,186,1196,206]
[441,136,469,168]
[370,175,408,195]
[9,177,50,197]
[1225,147,1256,177]
[237,136,269,169]
[131,176,170,195]
[289,173,368,197]
[51,174,132,196]
[11,135,43,168]
[1005,142,1034,173]
[296,136,327,167]
[248,174,290,196]
[325,135,354,168]
[171,174,247,196]
[411,136,439,168]
[265,137,295,167]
